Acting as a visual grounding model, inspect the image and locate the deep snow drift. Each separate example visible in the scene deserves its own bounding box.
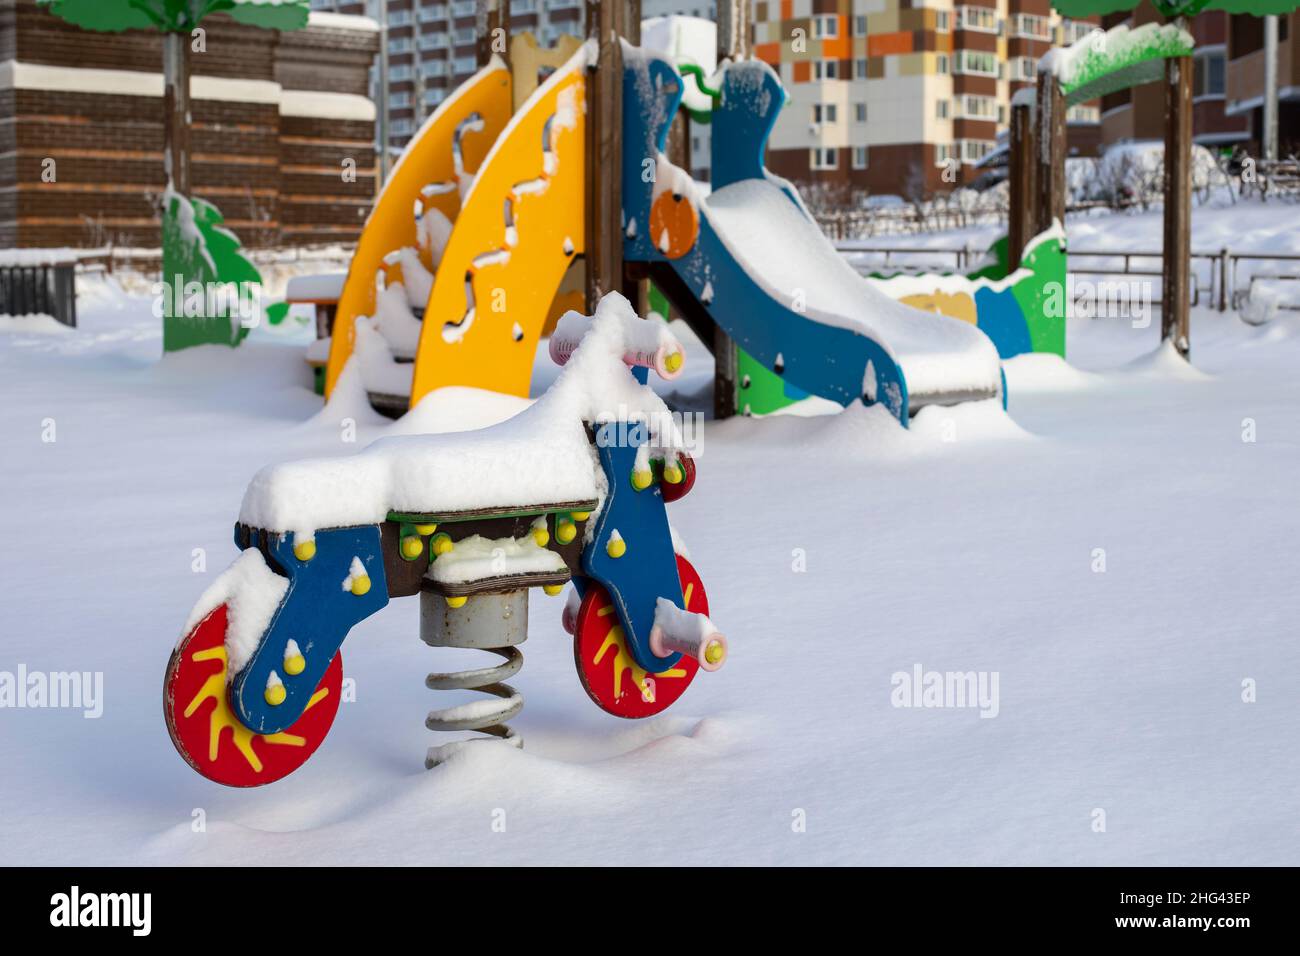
[1,262,1298,865]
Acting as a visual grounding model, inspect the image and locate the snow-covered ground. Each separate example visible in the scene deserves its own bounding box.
[3,213,1299,865]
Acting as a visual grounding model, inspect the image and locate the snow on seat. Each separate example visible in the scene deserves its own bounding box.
[703,178,1003,408]
[239,294,685,540]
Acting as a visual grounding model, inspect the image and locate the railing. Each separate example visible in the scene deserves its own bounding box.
[837,242,1300,313]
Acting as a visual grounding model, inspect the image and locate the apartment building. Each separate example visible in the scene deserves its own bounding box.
[0,0,379,248]
[309,0,586,152]
[751,1,1101,193]
[1225,11,1300,157]
[1098,8,1248,152]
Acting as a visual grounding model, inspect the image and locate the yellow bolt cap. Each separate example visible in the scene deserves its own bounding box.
[264,683,287,706]
[284,653,306,676]
[532,527,550,547]
[555,522,577,545]
[542,583,564,596]
[414,523,438,535]
[606,537,627,559]
[432,534,454,556]
[663,461,684,484]
[293,539,316,562]
[571,510,591,522]
[664,350,684,373]
[401,536,424,560]
[351,575,371,596]
[631,469,653,491]
[704,641,725,665]
[445,595,468,609]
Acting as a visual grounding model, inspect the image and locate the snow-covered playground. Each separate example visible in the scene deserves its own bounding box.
[2,198,1298,865]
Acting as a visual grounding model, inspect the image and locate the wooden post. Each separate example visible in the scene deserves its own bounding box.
[1008,97,1036,272]
[476,0,510,69]
[711,0,748,420]
[584,0,625,311]
[1033,66,1064,238]
[162,31,191,196]
[1162,49,1192,359]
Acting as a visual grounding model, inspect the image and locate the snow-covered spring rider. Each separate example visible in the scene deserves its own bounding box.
[164,294,726,786]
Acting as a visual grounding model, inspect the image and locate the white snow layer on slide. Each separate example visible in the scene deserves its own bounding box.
[703,179,1003,400]
[238,293,684,537]
[180,549,289,676]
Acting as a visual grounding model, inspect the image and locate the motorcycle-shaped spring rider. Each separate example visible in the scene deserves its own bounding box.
[164,295,727,785]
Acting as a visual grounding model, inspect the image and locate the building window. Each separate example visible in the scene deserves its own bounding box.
[853,15,868,37]
[1194,51,1226,99]
[810,148,838,171]
[852,146,869,170]
[426,88,447,107]
[1067,104,1101,124]
[812,103,837,124]
[813,15,838,39]
[936,54,949,75]
[389,9,414,26]
[954,50,997,77]
[813,60,839,80]
[936,11,950,33]
[390,91,411,108]
[958,139,995,164]
[453,27,475,45]
[934,143,957,167]
[1011,56,1035,82]
[936,99,949,120]
[419,5,448,21]
[855,102,867,123]
[390,64,413,81]
[956,6,998,35]
[955,94,997,120]
[854,57,868,79]
[451,0,476,15]
[1012,14,1050,40]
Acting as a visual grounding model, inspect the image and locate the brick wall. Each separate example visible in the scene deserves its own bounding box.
[0,0,378,249]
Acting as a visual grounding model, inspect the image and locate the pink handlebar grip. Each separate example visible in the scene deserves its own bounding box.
[650,623,727,672]
[549,335,685,381]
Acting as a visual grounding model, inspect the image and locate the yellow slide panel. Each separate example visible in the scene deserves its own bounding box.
[408,65,586,408]
[324,62,513,398]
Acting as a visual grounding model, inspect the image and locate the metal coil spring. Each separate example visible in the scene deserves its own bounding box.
[420,590,527,768]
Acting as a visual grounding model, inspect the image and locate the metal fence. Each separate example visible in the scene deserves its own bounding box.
[838,242,1300,313]
[0,262,78,327]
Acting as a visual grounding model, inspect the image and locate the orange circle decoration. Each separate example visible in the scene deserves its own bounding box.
[164,604,342,787]
[573,555,707,718]
[648,190,699,259]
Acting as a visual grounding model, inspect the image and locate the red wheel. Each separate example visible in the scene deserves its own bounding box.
[660,454,696,503]
[573,555,707,718]
[163,604,342,787]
